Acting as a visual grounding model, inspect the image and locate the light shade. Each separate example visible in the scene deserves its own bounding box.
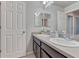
[43,1,48,5]
[45,1,54,8]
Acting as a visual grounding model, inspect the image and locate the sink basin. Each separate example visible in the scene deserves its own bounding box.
[50,38,79,47]
[36,34,50,37]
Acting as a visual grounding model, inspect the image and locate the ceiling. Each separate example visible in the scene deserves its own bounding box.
[53,1,77,8]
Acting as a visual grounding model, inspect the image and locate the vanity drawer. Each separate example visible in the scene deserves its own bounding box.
[33,36,40,45]
[41,43,67,58]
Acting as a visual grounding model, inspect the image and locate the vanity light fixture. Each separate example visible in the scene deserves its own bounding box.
[43,1,48,5]
[43,1,54,8]
[45,1,54,8]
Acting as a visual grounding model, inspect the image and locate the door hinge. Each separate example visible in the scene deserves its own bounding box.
[0,50,1,53]
[0,26,1,29]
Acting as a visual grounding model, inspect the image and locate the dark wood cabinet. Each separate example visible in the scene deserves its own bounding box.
[36,44,40,58]
[41,50,49,58]
[33,42,37,57]
[41,43,66,58]
[33,36,67,58]
[33,41,40,58]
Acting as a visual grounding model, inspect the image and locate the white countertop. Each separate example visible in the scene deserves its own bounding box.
[33,34,79,58]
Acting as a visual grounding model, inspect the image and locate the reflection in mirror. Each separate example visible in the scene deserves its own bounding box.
[76,17,79,34]
[66,10,79,38]
[34,10,51,27]
[66,15,73,38]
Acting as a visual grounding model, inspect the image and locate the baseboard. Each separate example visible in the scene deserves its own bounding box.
[26,51,34,56]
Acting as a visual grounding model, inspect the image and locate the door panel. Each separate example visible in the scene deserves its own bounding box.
[6,2,13,57]
[6,11,13,29]
[17,14,23,29]
[1,1,26,57]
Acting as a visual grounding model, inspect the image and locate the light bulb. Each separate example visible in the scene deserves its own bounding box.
[43,1,48,5]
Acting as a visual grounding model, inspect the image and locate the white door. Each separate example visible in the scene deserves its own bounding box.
[1,1,26,57]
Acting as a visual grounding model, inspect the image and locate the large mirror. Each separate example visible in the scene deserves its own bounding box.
[34,10,51,27]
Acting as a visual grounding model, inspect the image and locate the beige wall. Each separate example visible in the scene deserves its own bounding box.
[26,1,43,54]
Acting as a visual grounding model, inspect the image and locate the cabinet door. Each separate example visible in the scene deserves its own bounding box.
[33,42,40,58]
[33,42,37,56]
[41,50,49,58]
[41,43,66,58]
[33,37,40,45]
[36,45,40,58]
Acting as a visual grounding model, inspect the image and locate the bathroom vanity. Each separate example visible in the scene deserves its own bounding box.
[33,34,67,58]
[32,34,79,58]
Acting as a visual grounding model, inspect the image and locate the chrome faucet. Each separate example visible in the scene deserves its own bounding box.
[50,30,59,38]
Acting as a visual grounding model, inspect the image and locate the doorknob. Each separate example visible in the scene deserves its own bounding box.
[22,31,25,34]
[0,50,1,53]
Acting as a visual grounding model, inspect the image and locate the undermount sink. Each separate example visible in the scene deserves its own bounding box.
[50,38,79,47]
